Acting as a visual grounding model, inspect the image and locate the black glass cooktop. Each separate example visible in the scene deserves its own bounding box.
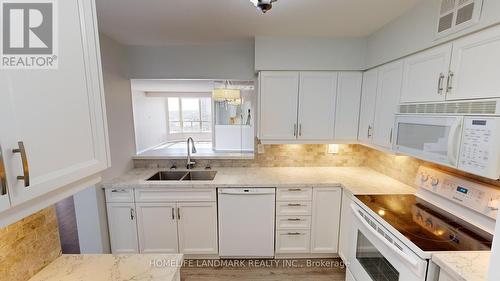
[355,194,493,252]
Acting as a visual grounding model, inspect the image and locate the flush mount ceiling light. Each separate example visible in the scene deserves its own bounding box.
[250,0,278,14]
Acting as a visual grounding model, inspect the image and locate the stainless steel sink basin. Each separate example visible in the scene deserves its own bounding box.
[146,171,188,181]
[146,170,217,181]
[181,171,217,181]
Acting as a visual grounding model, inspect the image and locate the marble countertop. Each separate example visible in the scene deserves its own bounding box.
[28,254,183,281]
[102,166,416,195]
[432,252,490,281]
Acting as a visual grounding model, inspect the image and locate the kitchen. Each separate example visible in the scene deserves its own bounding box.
[1,0,500,281]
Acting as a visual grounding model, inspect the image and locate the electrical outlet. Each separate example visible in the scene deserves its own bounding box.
[257,144,265,154]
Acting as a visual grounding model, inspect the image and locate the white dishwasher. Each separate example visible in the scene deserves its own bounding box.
[218,188,275,258]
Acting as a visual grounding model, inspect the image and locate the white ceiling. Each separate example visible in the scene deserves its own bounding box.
[96,0,423,46]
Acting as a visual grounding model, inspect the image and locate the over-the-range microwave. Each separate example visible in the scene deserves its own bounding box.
[394,100,500,180]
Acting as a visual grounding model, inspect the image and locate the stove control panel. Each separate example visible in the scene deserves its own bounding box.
[417,166,500,219]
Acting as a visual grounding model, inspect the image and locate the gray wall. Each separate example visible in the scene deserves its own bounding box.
[74,34,136,254]
[366,0,500,68]
[255,36,367,71]
[127,39,256,80]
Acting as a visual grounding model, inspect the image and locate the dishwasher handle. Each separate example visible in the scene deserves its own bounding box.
[218,188,275,195]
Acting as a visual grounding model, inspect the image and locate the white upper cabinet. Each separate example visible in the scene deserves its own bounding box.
[373,61,404,148]
[0,0,109,213]
[401,44,452,103]
[259,72,300,141]
[448,25,500,100]
[335,72,362,141]
[297,72,337,141]
[358,69,379,143]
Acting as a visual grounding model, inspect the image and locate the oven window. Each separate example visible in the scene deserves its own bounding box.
[356,231,400,281]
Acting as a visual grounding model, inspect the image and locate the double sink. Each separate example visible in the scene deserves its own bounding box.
[147,170,217,181]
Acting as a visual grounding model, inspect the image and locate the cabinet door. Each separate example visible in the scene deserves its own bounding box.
[0,0,109,206]
[259,72,299,141]
[373,61,404,148]
[310,187,341,253]
[338,190,353,262]
[107,203,139,254]
[358,69,378,143]
[401,44,452,103]
[136,202,178,254]
[297,72,337,140]
[335,72,362,141]
[177,202,218,255]
[449,25,500,100]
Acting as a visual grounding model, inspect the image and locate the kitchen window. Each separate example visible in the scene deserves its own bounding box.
[167,97,212,135]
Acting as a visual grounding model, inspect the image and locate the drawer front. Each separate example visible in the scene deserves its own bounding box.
[277,187,312,201]
[105,188,135,203]
[276,230,311,253]
[277,201,312,216]
[135,188,216,202]
[277,216,311,230]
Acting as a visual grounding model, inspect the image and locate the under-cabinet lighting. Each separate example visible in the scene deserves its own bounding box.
[328,144,340,154]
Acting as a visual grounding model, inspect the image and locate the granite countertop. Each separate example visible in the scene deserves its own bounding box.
[432,252,490,281]
[102,166,416,195]
[28,254,183,281]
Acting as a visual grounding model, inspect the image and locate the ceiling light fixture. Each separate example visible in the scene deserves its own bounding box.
[250,0,278,14]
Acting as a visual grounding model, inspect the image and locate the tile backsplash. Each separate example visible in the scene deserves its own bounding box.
[0,206,61,281]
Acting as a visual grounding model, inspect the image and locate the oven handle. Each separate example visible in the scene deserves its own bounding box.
[447,117,463,166]
[351,204,426,278]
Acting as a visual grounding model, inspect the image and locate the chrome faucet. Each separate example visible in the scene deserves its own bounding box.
[186,137,197,169]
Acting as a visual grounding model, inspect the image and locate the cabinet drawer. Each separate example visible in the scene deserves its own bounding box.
[277,201,312,216]
[277,187,312,201]
[105,188,135,203]
[277,216,311,230]
[276,230,311,253]
[135,188,216,202]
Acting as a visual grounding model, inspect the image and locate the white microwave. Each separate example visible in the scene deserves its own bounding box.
[394,115,500,180]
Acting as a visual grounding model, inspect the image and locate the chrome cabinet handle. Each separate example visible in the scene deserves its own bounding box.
[293,124,297,137]
[288,203,301,207]
[177,207,181,220]
[287,218,301,221]
[111,189,126,193]
[130,208,135,220]
[287,232,301,235]
[171,207,175,220]
[298,124,302,137]
[287,188,302,192]
[437,73,445,94]
[446,71,454,94]
[12,141,29,187]
[0,145,7,196]
[367,125,373,138]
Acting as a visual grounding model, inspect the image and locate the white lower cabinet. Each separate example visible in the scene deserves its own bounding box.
[311,187,342,253]
[275,186,341,256]
[136,202,178,254]
[106,203,139,254]
[177,202,218,255]
[276,230,311,253]
[338,189,354,261]
[106,189,218,256]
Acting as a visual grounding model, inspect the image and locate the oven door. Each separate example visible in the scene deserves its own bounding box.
[394,115,463,168]
[347,203,428,281]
